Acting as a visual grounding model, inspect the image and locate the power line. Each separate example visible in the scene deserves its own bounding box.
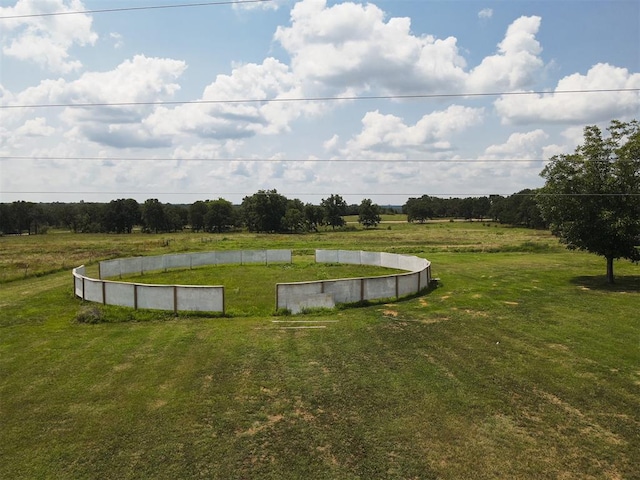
[0,0,275,19]
[2,191,638,197]
[1,88,637,110]
[3,156,638,164]
[0,156,574,166]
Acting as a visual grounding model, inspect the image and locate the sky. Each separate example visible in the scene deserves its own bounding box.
[0,0,638,205]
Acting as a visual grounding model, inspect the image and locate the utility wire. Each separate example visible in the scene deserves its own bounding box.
[3,156,638,164]
[2,191,638,197]
[1,88,637,110]
[0,0,275,19]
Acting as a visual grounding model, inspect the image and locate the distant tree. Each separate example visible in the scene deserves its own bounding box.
[103,198,139,233]
[205,198,235,233]
[304,203,324,232]
[57,203,80,232]
[472,197,491,221]
[123,199,140,232]
[404,196,433,223]
[11,201,35,234]
[321,194,347,230]
[459,197,475,220]
[75,202,104,233]
[358,198,381,228]
[346,203,360,216]
[163,204,186,232]
[0,203,17,234]
[141,199,165,233]
[280,199,305,233]
[490,190,546,228]
[241,189,288,233]
[282,209,305,233]
[538,120,640,284]
[189,201,208,232]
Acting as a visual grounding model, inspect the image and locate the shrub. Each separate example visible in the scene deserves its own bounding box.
[75,305,103,324]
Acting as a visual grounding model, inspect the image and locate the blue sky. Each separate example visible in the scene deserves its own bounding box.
[1,0,638,204]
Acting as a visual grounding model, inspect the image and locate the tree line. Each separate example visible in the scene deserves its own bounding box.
[0,192,390,235]
[402,190,546,228]
[0,188,544,236]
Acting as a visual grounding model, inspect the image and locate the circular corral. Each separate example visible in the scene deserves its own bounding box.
[72,249,432,314]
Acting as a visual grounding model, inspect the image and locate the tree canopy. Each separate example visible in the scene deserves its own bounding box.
[538,120,640,283]
[358,198,381,228]
[321,194,347,230]
[241,190,288,233]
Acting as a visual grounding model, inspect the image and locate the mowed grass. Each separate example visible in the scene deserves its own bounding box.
[119,260,406,317]
[1,222,639,479]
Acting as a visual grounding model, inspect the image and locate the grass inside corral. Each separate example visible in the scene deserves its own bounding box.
[117,259,406,317]
[0,222,638,479]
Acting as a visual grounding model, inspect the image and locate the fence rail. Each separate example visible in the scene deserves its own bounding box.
[276,250,431,313]
[73,249,431,315]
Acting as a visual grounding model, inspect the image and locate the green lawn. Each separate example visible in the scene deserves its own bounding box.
[1,222,638,479]
[119,260,406,317]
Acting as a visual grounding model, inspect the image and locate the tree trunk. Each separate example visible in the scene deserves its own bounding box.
[606,256,615,284]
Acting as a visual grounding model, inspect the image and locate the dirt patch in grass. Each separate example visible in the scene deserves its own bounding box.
[239,414,285,437]
[535,389,585,418]
[113,362,132,372]
[547,343,570,352]
[532,389,626,446]
[149,399,167,410]
[463,309,489,318]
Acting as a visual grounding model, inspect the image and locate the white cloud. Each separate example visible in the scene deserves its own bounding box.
[478,8,493,20]
[275,1,545,95]
[3,2,548,155]
[495,63,640,124]
[274,0,468,94]
[323,134,339,152]
[475,129,573,185]
[145,57,322,144]
[340,105,485,158]
[110,32,123,49]
[467,16,543,92]
[5,55,187,148]
[481,129,548,160]
[15,54,185,108]
[15,117,55,136]
[0,0,98,73]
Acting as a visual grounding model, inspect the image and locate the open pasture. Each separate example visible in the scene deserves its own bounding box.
[1,221,638,479]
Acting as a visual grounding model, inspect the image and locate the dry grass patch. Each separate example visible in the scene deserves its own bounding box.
[239,414,285,437]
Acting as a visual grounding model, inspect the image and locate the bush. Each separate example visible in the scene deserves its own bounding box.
[75,305,103,324]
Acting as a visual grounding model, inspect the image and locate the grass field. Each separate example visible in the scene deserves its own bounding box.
[1,221,639,479]
[118,261,407,317]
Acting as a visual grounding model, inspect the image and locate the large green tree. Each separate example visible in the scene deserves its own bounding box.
[358,198,381,229]
[304,203,324,232]
[241,189,288,233]
[321,194,347,230]
[404,196,433,223]
[189,201,208,232]
[538,120,640,283]
[141,199,165,234]
[205,198,235,233]
[103,198,139,233]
